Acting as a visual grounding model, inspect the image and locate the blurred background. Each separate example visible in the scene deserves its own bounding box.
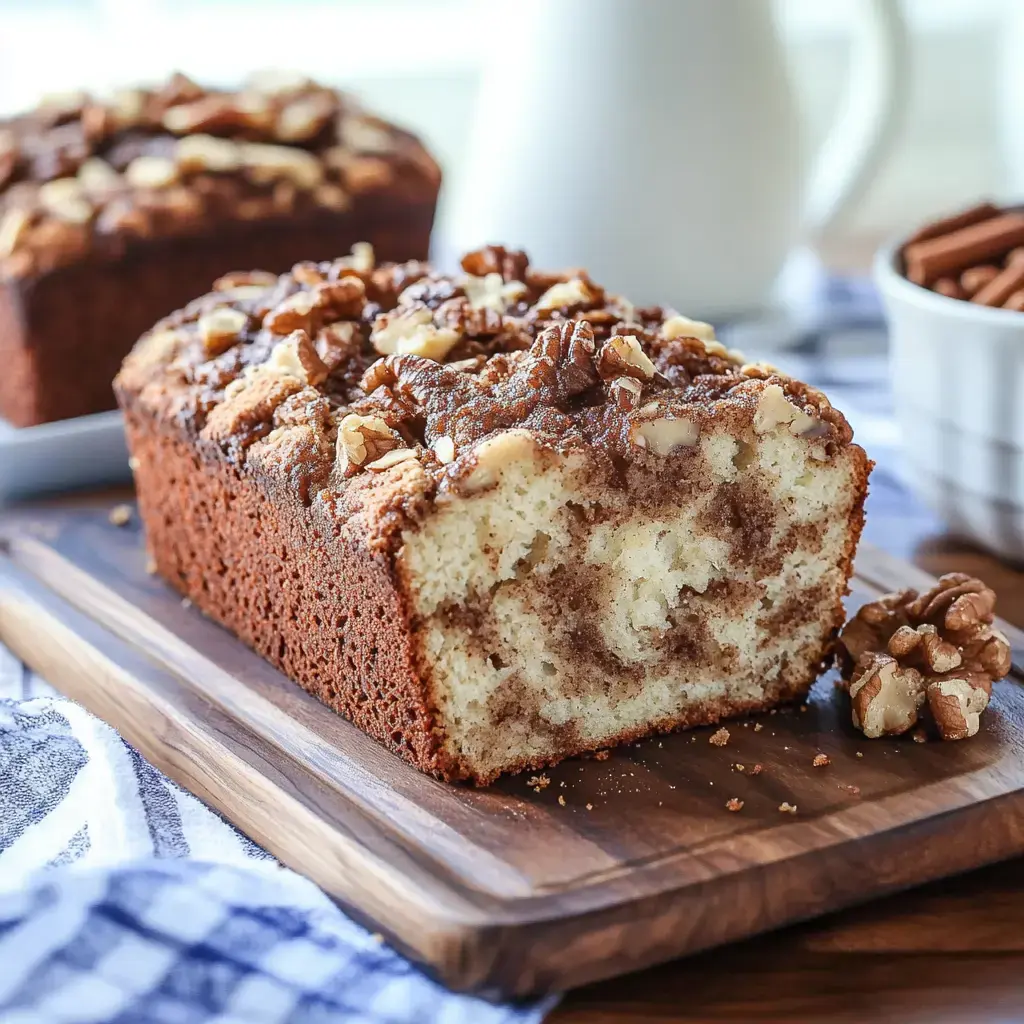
[1,0,1020,270]
[3,0,1024,562]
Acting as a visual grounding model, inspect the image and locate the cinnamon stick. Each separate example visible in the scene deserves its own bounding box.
[971,261,1024,307]
[1004,289,1024,311]
[933,277,965,300]
[959,265,1000,296]
[904,201,1000,245]
[904,213,1024,287]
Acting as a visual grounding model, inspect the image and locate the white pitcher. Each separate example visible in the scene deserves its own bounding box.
[439,0,907,318]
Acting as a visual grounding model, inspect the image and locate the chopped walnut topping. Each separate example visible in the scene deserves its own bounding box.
[0,75,437,276]
[371,307,460,362]
[462,272,528,313]
[175,134,240,173]
[597,335,657,381]
[837,574,1011,741]
[340,116,395,154]
[77,157,121,193]
[265,291,318,335]
[535,277,595,312]
[261,330,329,386]
[313,183,350,211]
[125,155,179,190]
[660,314,716,342]
[609,376,643,412]
[276,93,336,143]
[198,307,248,356]
[337,413,398,473]
[38,178,93,224]
[343,241,376,274]
[240,142,323,189]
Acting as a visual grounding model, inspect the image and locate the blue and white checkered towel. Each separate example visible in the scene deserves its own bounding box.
[0,654,553,1023]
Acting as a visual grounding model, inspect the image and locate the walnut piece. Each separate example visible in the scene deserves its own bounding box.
[462,272,527,313]
[370,307,460,361]
[337,413,399,474]
[632,415,699,454]
[849,653,926,738]
[535,277,595,312]
[660,314,717,343]
[198,307,248,356]
[837,573,1012,741]
[597,335,657,381]
[125,155,180,190]
[262,330,329,386]
[753,383,818,436]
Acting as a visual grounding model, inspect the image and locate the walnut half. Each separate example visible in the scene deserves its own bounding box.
[836,573,1012,741]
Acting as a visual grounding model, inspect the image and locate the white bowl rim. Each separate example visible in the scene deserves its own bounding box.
[873,236,1024,330]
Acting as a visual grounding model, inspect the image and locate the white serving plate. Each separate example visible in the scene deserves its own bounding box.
[0,410,131,504]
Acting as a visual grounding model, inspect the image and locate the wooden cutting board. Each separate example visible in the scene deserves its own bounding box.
[1,501,1023,1000]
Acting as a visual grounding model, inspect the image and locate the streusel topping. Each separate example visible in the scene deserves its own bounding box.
[0,73,439,278]
[118,244,855,505]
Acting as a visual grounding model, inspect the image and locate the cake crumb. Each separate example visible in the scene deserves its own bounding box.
[709,727,730,747]
[145,556,158,575]
[527,774,550,792]
[912,729,928,744]
[181,597,192,610]
[128,456,140,471]
[753,722,764,733]
[593,749,610,760]
[585,803,593,811]
[842,784,861,795]
[778,802,798,815]
[370,933,384,944]
[725,798,744,812]
[749,764,764,776]
[108,504,132,527]
[813,753,830,768]
[800,704,809,712]
[734,764,745,772]
[558,795,566,806]
[856,751,864,758]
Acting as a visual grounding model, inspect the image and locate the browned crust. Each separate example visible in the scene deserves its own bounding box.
[122,400,459,777]
[0,200,434,426]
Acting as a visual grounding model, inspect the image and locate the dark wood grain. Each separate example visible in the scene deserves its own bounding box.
[2,501,1024,1002]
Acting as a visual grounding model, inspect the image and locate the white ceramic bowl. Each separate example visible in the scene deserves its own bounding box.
[874,238,1024,563]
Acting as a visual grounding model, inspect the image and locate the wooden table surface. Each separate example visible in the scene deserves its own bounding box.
[552,517,1024,1023]
[9,461,1024,1022]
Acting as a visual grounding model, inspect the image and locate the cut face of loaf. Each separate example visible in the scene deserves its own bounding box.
[400,408,865,782]
[116,244,870,784]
